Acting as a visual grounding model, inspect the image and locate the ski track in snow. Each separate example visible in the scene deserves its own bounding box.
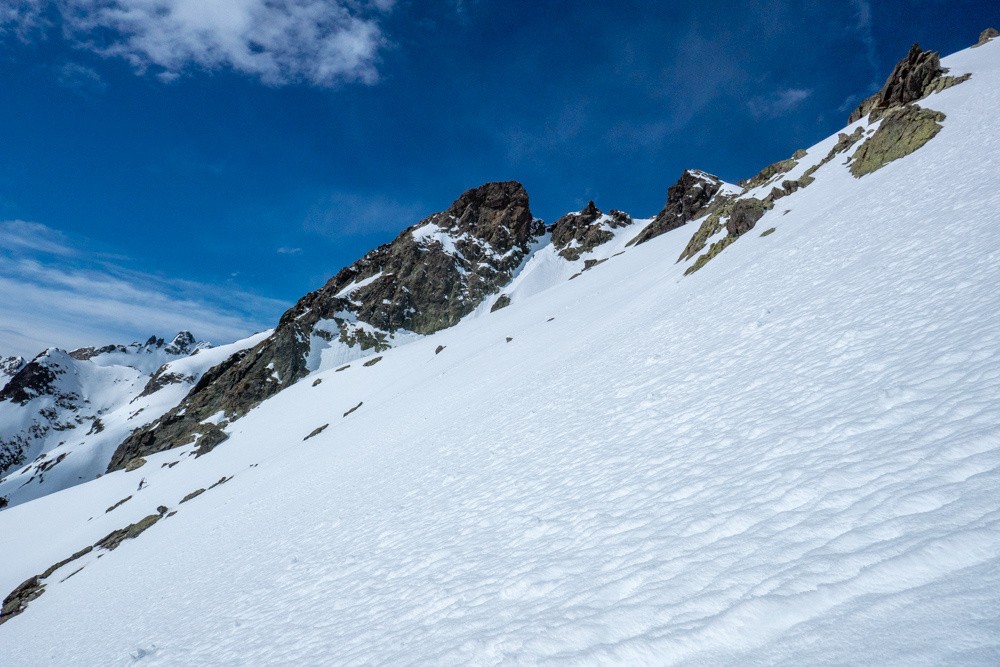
[1,41,1000,666]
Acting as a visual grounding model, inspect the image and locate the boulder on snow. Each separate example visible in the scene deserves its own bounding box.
[726,199,768,237]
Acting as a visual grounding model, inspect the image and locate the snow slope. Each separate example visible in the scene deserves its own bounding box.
[1,40,999,665]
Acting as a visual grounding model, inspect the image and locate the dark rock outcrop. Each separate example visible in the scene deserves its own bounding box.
[726,198,768,237]
[93,514,161,551]
[164,331,197,355]
[107,182,544,471]
[1,545,92,624]
[630,171,723,246]
[0,356,25,390]
[0,350,68,405]
[550,202,632,260]
[848,44,968,123]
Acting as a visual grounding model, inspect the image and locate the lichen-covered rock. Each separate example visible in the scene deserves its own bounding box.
[850,105,945,177]
[685,235,737,275]
[739,158,799,191]
[107,182,544,471]
[490,294,511,312]
[0,545,94,624]
[550,202,631,260]
[677,197,736,262]
[726,198,768,236]
[124,457,146,472]
[848,43,968,123]
[630,170,724,246]
[180,488,205,503]
[303,424,329,440]
[94,513,162,551]
[1,576,45,624]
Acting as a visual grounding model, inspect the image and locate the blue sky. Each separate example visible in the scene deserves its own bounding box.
[0,1,994,357]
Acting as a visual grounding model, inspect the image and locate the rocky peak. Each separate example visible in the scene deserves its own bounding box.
[164,331,197,355]
[848,43,961,123]
[107,181,546,471]
[434,180,536,248]
[0,349,75,406]
[629,170,724,246]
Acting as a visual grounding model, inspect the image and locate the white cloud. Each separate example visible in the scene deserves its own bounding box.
[0,220,75,256]
[2,0,394,87]
[276,246,302,255]
[56,61,107,94]
[747,88,813,120]
[0,220,287,359]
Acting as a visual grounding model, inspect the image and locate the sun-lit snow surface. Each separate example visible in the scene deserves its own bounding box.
[2,41,1000,665]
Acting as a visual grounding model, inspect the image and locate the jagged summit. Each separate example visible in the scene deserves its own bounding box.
[628,170,733,247]
[68,331,208,363]
[106,181,546,471]
[848,43,969,123]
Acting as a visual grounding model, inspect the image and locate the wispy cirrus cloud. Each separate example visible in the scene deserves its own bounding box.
[1,0,394,87]
[747,87,813,120]
[304,192,428,238]
[849,0,880,90]
[0,219,287,359]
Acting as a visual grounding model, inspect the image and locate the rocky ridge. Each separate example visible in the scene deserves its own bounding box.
[849,43,970,123]
[628,170,730,247]
[107,181,546,470]
[1,36,980,497]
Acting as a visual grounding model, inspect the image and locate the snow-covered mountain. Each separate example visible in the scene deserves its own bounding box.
[0,332,273,509]
[2,32,999,664]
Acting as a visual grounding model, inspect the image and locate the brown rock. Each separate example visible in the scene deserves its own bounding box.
[630,171,723,246]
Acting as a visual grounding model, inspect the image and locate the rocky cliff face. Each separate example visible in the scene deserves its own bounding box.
[629,170,726,246]
[107,181,545,471]
[849,44,969,123]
